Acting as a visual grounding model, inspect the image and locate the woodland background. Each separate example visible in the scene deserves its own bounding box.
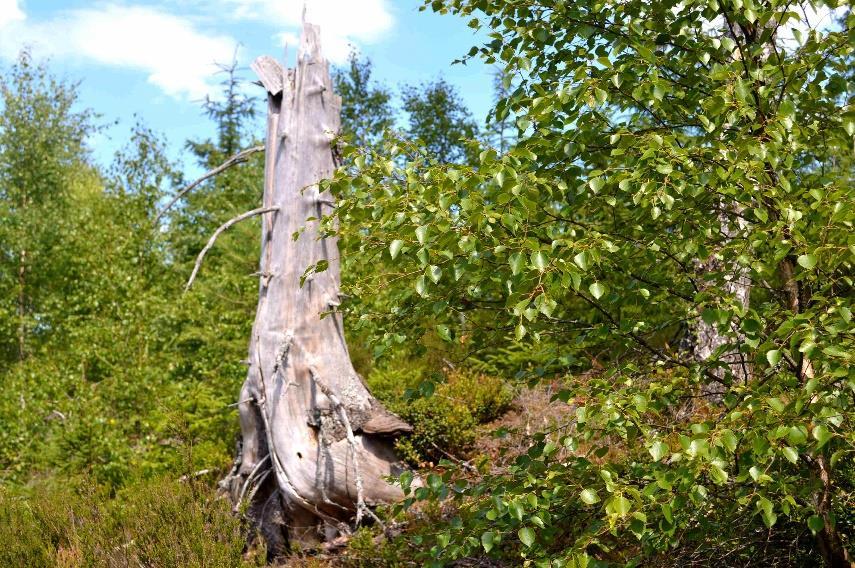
[1,0,854,566]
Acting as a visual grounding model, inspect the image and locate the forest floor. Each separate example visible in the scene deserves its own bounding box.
[277,380,573,567]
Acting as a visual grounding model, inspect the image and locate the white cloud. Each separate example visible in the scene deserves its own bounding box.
[0,3,238,99]
[0,0,24,28]
[227,0,394,62]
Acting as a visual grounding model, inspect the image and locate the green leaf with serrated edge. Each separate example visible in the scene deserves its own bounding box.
[797,254,817,269]
[766,349,781,367]
[782,447,799,464]
[518,527,535,548]
[531,251,548,270]
[649,441,668,461]
[435,325,451,342]
[415,275,427,297]
[589,282,605,299]
[389,239,404,259]
[427,265,442,284]
[481,531,495,553]
[812,424,832,448]
[415,225,428,245]
[580,488,600,504]
[509,252,525,275]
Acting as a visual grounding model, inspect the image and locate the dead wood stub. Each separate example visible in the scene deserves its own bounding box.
[219,23,410,553]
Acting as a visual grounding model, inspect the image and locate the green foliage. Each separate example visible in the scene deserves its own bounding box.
[401,77,480,164]
[341,527,411,567]
[333,51,396,150]
[0,476,263,567]
[0,51,97,364]
[367,362,512,465]
[0,53,261,490]
[328,0,855,565]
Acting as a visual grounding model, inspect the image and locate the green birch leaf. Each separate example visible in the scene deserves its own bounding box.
[580,488,600,504]
[518,527,535,548]
[649,441,669,461]
[428,265,442,284]
[797,254,817,269]
[415,225,429,245]
[509,252,525,275]
[531,251,548,271]
[782,447,799,464]
[766,349,781,367]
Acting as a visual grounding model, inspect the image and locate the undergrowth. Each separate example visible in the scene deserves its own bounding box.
[367,360,513,466]
[0,475,265,568]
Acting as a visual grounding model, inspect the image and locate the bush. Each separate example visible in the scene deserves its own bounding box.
[0,476,264,568]
[367,361,513,465]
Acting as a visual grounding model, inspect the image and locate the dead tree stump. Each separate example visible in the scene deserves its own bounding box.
[219,23,410,554]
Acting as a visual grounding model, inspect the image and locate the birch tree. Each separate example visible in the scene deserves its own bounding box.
[328,1,854,565]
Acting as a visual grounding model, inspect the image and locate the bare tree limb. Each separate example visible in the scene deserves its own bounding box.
[184,206,279,292]
[154,145,265,225]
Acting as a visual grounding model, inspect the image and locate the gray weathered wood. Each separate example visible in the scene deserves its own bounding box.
[221,23,410,552]
[250,55,285,96]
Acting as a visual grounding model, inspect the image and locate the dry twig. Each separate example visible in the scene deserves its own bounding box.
[154,145,265,225]
[184,206,279,292]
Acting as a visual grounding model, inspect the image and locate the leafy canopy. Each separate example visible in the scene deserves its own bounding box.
[326,0,854,564]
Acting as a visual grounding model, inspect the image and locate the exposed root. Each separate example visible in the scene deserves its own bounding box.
[309,365,384,531]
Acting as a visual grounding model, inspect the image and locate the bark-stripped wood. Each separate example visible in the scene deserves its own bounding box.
[219,23,410,554]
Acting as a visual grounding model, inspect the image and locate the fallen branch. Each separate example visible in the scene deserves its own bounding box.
[154,145,265,225]
[184,206,279,292]
[179,469,213,482]
[235,454,271,512]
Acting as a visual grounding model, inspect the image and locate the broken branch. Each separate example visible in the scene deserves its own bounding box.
[154,145,265,225]
[184,206,279,292]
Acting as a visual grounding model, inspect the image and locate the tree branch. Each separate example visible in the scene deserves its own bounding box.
[154,145,265,225]
[184,206,279,292]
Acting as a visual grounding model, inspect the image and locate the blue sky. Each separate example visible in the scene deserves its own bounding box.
[0,1,495,173]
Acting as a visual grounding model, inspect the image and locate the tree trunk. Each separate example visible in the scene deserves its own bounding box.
[692,209,751,402]
[219,23,411,555]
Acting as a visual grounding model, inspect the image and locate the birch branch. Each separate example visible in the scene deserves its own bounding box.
[184,206,279,292]
[154,145,265,225]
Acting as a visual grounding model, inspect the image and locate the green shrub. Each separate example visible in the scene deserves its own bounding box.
[367,361,513,465]
[0,476,263,568]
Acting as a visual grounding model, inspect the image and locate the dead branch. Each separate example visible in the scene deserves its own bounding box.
[184,206,279,292]
[154,145,265,225]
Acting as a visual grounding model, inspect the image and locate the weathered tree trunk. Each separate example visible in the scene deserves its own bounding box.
[692,209,751,402]
[219,23,410,555]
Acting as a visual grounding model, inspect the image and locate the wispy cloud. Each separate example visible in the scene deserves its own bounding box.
[0,3,238,99]
[225,0,395,62]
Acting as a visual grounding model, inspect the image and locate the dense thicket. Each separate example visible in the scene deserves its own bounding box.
[327,0,854,566]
